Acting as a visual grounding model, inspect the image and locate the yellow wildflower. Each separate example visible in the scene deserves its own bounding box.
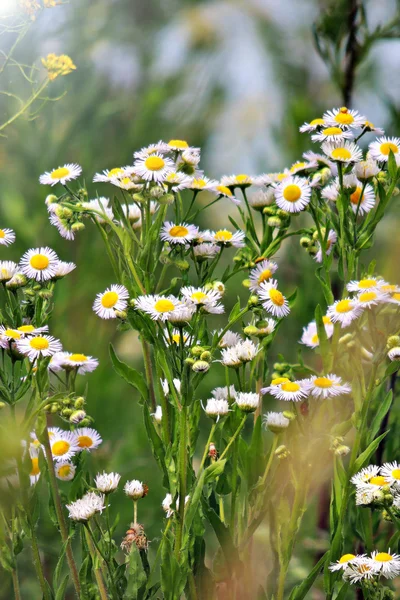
[41,54,76,81]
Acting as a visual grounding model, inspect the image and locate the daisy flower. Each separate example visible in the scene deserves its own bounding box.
[236,392,259,413]
[380,462,400,486]
[388,347,400,361]
[181,286,221,308]
[49,213,75,240]
[329,553,359,572]
[51,352,99,374]
[327,298,363,328]
[39,163,82,186]
[204,398,230,420]
[349,183,375,215]
[29,447,41,486]
[0,327,24,347]
[16,335,62,361]
[263,412,290,433]
[369,137,400,163]
[66,492,105,521]
[303,150,334,169]
[124,480,148,500]
[133,153,175,182]
[343,558,378,583]
[355,159,380,180]
[356,488,375,506]
[0,228,15,246]
[289,160,317,174]
[55,461,76,481]
[357,289,389,309]
[134,294,181,321]
[315,230,337,263]
[134,141,169,159]
[93,166,135,183]
[160,222,199,245]
[217,330,242,348]
[351,465,381,487]
[370,551,400,578]
[20,247,59,281]
[53,261,76,278]
[167,139,196,152]
[299,118,326,132]
[95,472,121,494]
[164,172,192,190]
[312,126,353,143]
[347,277,386,292]
[167,305,195,324]
[258,279,290,318]
[323,107,366,129]
[110,175,141,191]
[220,346,242,368]
[0,261,18,282]
[265,380,308,402]
[211,385,237,401]
[205,229,245,248]
[211,184,240,205]
[49,431,80,462]
[193,243,220,259]
[73,428,102,451]
[249,259,278,291]
[82,198,114,223]
[17,324,48,336]
[322,141,363,164]
[304,374,351,399]
[93,284,129,319]
[188,176,218,191]
[234,340,259,362]
[121,204,141,224]
[168,329,190,346]
[220,174,254,189]
[361,121,384,135]
[248,189,275,209]
[257,318,277,336]
[321,182,339,202]
[274,176,311,213]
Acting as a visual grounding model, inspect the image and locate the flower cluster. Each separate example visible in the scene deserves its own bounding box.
[330,551,400,583]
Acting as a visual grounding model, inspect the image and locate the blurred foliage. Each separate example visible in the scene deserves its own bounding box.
[1,0,400,597]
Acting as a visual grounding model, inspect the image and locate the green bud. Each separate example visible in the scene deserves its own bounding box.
[38,290,53,300]
[377,171,387,183]
[114,310,127,320]
[271,371,280,380]
[150,185,165,199]
[6,273,27,290]
[132,193,146,203]
[248,295,260,306]
[276,209,290,219]
[174,259,190,271]
[62,397,72,406]
[300,236,312,248]
[74,397,85,409]
[393,186,400,196]
[70,410,86,424]
[282,410,296,421]
[61,408,73,417]
[61,207,73,219]
[157,193,175,205]
[281,372,291,379]
[50,403,60,414]
[191,346,204,357]
[267,216,282,228]
[71,222,85,232]
[192,360,210,373]
[200,351,211,362]
[45,194,58,206]
[262,206,276,216]
[307,245,318,257]
[0,402,6,410]
[243,325,259,337]
[387,335,400,349]
[185,357,196,366]
[79,418,91,427]
[334,445,350,456]
[242,279,251,288]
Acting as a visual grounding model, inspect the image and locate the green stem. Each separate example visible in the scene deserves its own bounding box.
[175,405,188,559]
[84,526,109,600]
[11,565,21,600]
[141,340,157,412]
[198,423,216,474]
[133,501,138,525]
[219,415,247,460]
[261,436,279,486]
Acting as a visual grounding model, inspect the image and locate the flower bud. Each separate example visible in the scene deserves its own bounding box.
[243,325,259,337]
[157,193,175,205]
[200,351,211,362]
[0,402,6,410]
[191,346,204,357]
[185,357,196,366]
[307,245,318,257]
[79,418,91,427]
[262,206,276,216]
[71,222,85,232]
[149,186,165,199]
[248,295,259,306]
[114,310,127,320]
[300,236,312,248]
[6,273,27,290]
[38,290,53,300]
[275,445,290,459]
[74,397,85,408]
[213,281,225,295]
[132,193,146,203]
[242,279,251,289]
[276,209,290,219]
[334,445,350,456]
[267,216,282,228]
[387,335,400,349]
[61,408,73,417]
[192,360,210,373]
[50,403,60,414]
[45,194,58,206]
[282,410,296,421]
[70,410,87,424]
[62,397,72,406]
[174,259,190,271]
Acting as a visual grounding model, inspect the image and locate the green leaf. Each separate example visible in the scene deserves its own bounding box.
[368,390,393,444]
[55,574,69,600]
[125,543,147,600]
[109,343,148,401]
[384,361,399,378]
[353,431,389,474]
[184,460,226,534]
[202,501,243,574]
[288,551,327,600]
[161,536,187,600]
[388,149,397,181]
[229,299,242,322]
[143,404,169,487]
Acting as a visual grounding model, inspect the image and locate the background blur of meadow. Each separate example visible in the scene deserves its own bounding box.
[1,0,400,597]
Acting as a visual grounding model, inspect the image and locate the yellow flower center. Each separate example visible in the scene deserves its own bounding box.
[283,184,302,202]
[331,148,352,161]
[393,292,400,302]
[192,178,206,188]
[276,173,288,181]
[334,108,354,125]
[215,230,233,242]
[374,553,393,562]
[391,469,400,479]
[51,167,70,179]
[313,377,333,388]
[168,139,188,149]
[323,316,332,325]
[77,435,93,448]
[70,353,88,362]
[358,279,377,289]
[121,177,131,185]
[350,187,364,205]
[0,230,5,238]
[269,288,284,306]
[216,185,232,196]
[271,377,289,385]
[154,299,175,313]
[323,127,343,136]
[169,225,189,238]
[381,284,397,292]
[369,476,387,486]
[18,325,35,333]
[290,162,306,172]
[310,118,325,126]
[257,269,272,284]
[58,465,72,478]
[191,291,207,302]
[339,554,356,564]
[145,156,165,171]
[29,337,49,350]
[107,167,124,177]
[336,299,353,313]
[101,291,119,308]
[380,142,398,156]
[359,291,377,303]
[52,440,70,456]
[30,458,40,476]
[4,329,21,339]
[30,254,50,270]
[235,174,249,184]
[172,334,181,344]
[311,333,319,344]
[281,382,301,392]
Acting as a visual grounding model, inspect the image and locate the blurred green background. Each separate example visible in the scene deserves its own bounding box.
[1,0,400,597]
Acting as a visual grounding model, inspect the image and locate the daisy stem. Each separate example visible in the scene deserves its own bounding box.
[219,415,247,461]
[198,423,216,474]
[11,565,21,600]
[84,526,109,600]
[42,423,81,599]
[0,78,49,134]
[260,435,278,486]
[133,501,138,526]
[141,339,157,412]
[242,188,259,247]
[174,404,188,560]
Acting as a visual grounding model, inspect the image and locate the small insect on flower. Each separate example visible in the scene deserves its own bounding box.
[304,374,351,399]
[124,480,149,500]
[327,298,363,328]
[55,461,76,481]
[369,136,400,164]
[263,412,290,433]
[329,553,359,572]
[0,261,18,282]
[311,126,353,143]
[16,334,63,361]
[274,176,311,213]
[51,352,99,374]
[348,183,375,215]
[205,229,245,247]
[0,228,16,246]
[323,107,366,129]
[160,222,199,245]
[204,398,230,420]
[66,492,105,522]
[370,551,400,578]
[133,153,175,182]
[236,392,260,413]
[321,141,363,164]
[73,428,102,452]
[249,259,278,291]
[20,247,60,281]
[39,164,82,186]
[258,279,290,318]
[380,462,400,486]
[134,294,181,321]
[49,431,80,462]
[95,472,121,493]
[93,284,129,319]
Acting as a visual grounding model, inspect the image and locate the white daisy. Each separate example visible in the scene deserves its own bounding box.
[274,176,311,213]
[181,286,222,309]
[73,428,102,451]
[134,294,181,321]
[49,431,80,462]
[355,159,380,180]
[355,488,375,506]
[249,260,278,291]
[39,164,82,186]
[93,166,136,183]
[29,448,41,486]
[303,151,334,169]
[204,398,229,420]
[315,230,337,263]
[388,347,400,361]
[349,183,375,215]
[256,318,277,336]
[304,374,351,399]
[236,392,259,413]
[0,228,15,246]
[351,465,381,487]
[51,352,99,374]
[263,412,290,433]
[168,329,190,346]
[210,184,240,205]
[204,229,245,247]
[312,126,353,143]
[121,204,141,224]
[220,346,242,368]
[188,176,218,191]
[160,222,199,245]
[321,182,339,202]
[53,261,76,278]
[167,139,197,152]
[124,479,147,499]
[258,279,290,318]
[329,553,359,572]
[83,197,114,223]
[16,335,62,361]
[234,340,259,362]
[66,492,105,521]
[299,118,326,132]
[248,188,275,209]
[322,141,363,164]
[0,261,18,282]
[343,557,378,583]
[95,472,121,493]
[110,175,142,191]
[253,173,274,186]
[49,213,75,240]
[323,107,366,129]
[163,172,192,190]
[380,462,400,486]
[134,141,169,159]
[20,247,59,281]
[167,305,195,324]
[211,385,237,401]
[347,277,386,292]
[357,289,389,309]
[370,551,400,578]
[55,461,76,481]
[16,324,49,336]
[93,284,129,319]
[133,153,175,182]
[193,243,221,259]
[265,380,308,402]
[220,174,254,188]
[327,298,363,328]
[361,121,384,135]
[217,330,242,348]
[289,160,317,174]
[369,137,400,163]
